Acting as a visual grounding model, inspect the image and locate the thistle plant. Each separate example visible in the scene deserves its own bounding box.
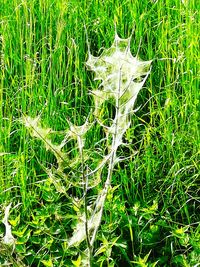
[22,32,151,266]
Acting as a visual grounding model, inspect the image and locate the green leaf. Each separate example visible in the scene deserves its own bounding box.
[172,255,189,267]
[71,254,81,267]
[174,226,189,236]
[131,251,152,266]
[9,215,20,227]
[41,259,54,267]
[13,226,28,237]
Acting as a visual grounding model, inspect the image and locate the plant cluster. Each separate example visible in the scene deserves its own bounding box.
[19,32,151,266]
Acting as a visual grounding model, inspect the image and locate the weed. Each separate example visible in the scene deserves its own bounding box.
[21,31,151,265]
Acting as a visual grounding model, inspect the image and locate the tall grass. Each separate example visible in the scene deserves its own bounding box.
[1,0,199,266]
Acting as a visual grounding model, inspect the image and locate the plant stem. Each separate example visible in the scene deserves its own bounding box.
[90,68,122,248]
[78,136,92,266]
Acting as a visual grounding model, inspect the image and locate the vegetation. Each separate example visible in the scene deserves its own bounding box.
[1,0,199,266]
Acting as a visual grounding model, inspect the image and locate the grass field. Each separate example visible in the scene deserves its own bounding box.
[1,0,199,266]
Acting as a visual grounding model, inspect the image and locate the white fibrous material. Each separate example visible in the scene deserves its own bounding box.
[2,203,15,247]
[22,32,152,264]
[87,33,151,151]
[67,33,152,250]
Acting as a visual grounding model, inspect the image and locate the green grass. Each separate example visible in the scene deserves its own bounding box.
[1,0,199,266]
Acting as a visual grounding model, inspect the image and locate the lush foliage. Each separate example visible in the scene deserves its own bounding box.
[0,0,199,266]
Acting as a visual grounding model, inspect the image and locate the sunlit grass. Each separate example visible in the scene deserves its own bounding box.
[1,0,199,266]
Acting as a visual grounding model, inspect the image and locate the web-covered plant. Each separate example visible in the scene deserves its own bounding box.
[22,32,151,266]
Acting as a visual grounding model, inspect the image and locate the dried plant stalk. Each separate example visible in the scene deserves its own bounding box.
[22,32,152,266]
